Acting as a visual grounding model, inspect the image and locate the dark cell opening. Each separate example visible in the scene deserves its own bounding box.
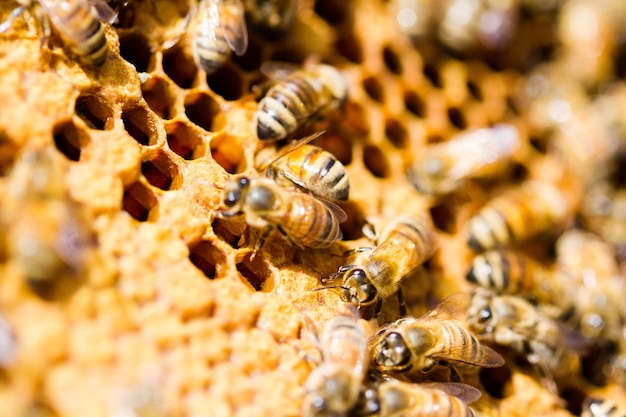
[336,32,363,64]
[529,136,548,154]
[166,121,203,160]
[184,92,219,131]
[479,364,512,399]
[212,218,242,248]
[560,386,586,416]
[506,95,520,116]
[385,118,408,149]
[382,45,403,75]
[141,76,177,120]
[236,253,272,291]
[466,80,483,101]
[270,48,308,65]
[423,64,442,88]
[206,64,244,101]
[319,132,352,166]
[122,181,157,222]
[429,202,456,233]
[314,0,349,26]
[122,106,159,146]
[362,76,384,103]
[447,107,467,129]
[188,240,227,279]
[404,90,425,118]
[363,145,390,178]
[163,46,198,89]
[75,94,114,130]
[232,37,264,71]
[53,121,87,161]
[141,150,179,190]
[337,201,365,241]
[119,32,152,72]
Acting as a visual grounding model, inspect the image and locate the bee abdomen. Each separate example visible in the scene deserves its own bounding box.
[300,147,349,201]
[194,26,231,74]
[278,193,342,248]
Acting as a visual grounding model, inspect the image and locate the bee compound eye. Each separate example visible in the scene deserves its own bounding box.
[378,332,411,368]
[478,306,492,323]
[237,176,250,188]
[224,189,241,207]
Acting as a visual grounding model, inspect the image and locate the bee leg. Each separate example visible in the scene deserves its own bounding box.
[0,6,26,33]
[397,287,407,317]
[321,265,355,284]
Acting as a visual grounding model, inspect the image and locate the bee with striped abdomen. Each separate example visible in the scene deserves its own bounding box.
[255,62,349,141]
[219,174,346,251]
[370,296,504,379]
[0,0,116,66]
[325,215,437,319]
[244,0,298,39]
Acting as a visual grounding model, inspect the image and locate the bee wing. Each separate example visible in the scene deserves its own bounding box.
[260,61,302,80]
[207,0,248,56]
[431,342,505,368]
[423,293,471,321]
[321,199,348,224]
[88,0,118,24]
[256,131,326,172]
[420,382,482,404]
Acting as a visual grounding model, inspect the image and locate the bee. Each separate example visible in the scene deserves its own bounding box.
[243,0,298,39]
[466,249,557,304]
[0,0,116,66]
[354,379,481,417]
[325,215,437,320]
[370,296,505,379]
[408,123,520,195]
[255,136,350,202]
[302,316,369,417]
[467,180,570,252]
[582,397,626,417]
[219,174,346,251]
[255,63,349,141]
[467,288,586,379]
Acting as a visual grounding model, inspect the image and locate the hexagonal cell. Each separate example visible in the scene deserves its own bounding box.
[466,80,483,101]
[122,181,157,222]
[141,150,180,190]
[382,45,403,75]
[206,64,244,101]
[52,120,90,161]
[336,32,363,64]
[384,118,408,149]
[184,92,220,131]
[479,365,512,400]
[314,0,350,26]
[362,144,390,178]
[74,94,115,130]
[119,32,153,72]
[404,90,426,118]
[423,63,442,88]
[121,105,161,146]
[232,37,263,71]
[429,201,457,234]
[210,133,243,174]
[166,121,205,160]
[447,107,467,129]
[188,240,227,279]
[236,253,272,291]
[211,217,243,248]
[318,132,352,166]
[163,45,198,89]
[362,76,384,103]
[141,76,177,120]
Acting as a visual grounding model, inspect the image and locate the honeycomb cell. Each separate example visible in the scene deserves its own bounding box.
[529,136,548,154]
[314,0,350,26]
[141,150,180,190]
[210,133,243,174]
[52,120,89,161]
[122,181,157,222]
[447,106,467,129]
[188,240,227,279]
[466,80,483,101]
[384,118,408,149]
[382,45,403,75]
[362,76,385,103]
[232,37,264,71]
[336,32,363,64]
[206,64,244,101]
[74,94,114,130]
[236,253,272,291]
[336,201,366,241]
[163,46,198,89]
[479,365,512,400]
[166,121,205,160]
[119,32,153,72]
[560,386,586,416]
[0,140,18,176]
[429,202,456,233]
[211,217,242,248]
[423,63,442,88]
[122,105,161,146]
[318,132,352,166]
[141,76,177,120]
[403,90,426,118]
[363,144,390,178]
[184,92,219,131]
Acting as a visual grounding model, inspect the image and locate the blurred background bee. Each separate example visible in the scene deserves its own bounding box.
[255,62,349,141]
[0,0,117,66]
[219,174,346,251]
[255,132,350,202]
[243,0,298,39]
[581,396,626,417]
[407,123,520,195]
[353,379,481,417]
[370,295,504,380]
[323,215,437,320]
[302,316,369,417]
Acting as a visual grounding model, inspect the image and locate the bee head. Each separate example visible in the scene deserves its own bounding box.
[342,268,378,305]
[376,331,411,370]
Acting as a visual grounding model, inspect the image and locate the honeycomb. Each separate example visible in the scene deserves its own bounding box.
[0,0,625,416]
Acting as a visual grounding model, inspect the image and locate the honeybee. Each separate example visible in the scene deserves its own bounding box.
[243,0,298,39]
[582,397,626,417]
[302,316,369,417]
[255,63,349,141]
[408,123,520,195]
[370,296,505,379]
[354,379,481,417]
[219,174,346,250]
[466,249,557,304]
[0,0,116,66]
[325,215,437,320]
[467,288,586,379]
[467,180,570,252]
[255,136,350,202]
